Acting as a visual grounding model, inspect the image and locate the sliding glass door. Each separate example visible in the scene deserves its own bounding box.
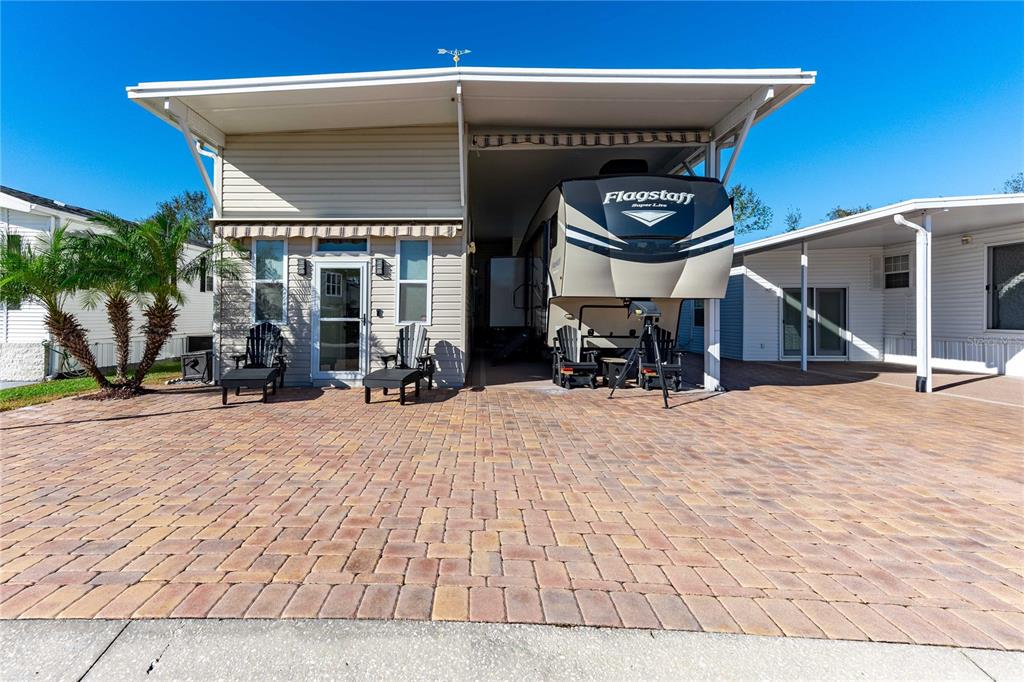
[781,287,848,358]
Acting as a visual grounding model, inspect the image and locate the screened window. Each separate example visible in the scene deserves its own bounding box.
[693,299,704,327]
[989,242,1024,330]
[884,254,910,289]
[253,240,286,323]
[397,239,429,323]
[199,257,214,293]
[5,235,21,309]
[316,238,368,254]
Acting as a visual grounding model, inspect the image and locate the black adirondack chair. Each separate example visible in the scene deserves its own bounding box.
[380,323,436,389]
[231,321,288,388]
[552,325,599,389]
[638,325,686,392]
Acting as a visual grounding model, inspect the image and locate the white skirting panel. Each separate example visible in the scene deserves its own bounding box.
[883,334,1024,377]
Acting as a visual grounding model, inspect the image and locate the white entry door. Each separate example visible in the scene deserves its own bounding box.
[312,260,369,381]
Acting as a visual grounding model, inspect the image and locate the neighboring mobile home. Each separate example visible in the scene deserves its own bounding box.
[678,195,1024,378]
[125,66,816,389]
[0,186,215,381]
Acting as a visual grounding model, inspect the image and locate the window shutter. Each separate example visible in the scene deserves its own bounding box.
[869,254,883,289]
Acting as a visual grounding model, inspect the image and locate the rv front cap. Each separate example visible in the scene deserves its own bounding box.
[602,190,695,205]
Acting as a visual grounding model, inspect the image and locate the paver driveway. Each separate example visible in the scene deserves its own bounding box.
[1,365,1022,650]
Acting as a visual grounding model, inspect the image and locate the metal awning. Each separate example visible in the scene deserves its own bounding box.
[470,130,710,150]
[214,221,463,239]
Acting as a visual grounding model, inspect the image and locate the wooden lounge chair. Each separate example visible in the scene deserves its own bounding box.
[638,325,686,392]
[230,321,288,388]
[552,325,599,389]
[363,323,435,404]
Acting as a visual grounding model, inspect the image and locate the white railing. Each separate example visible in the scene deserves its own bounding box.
[883,334,1024,375]
[48,334,189,376]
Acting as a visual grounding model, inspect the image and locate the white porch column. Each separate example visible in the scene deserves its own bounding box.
[703,140,723,391]
[915,214,933,392]
[800,241,808,372]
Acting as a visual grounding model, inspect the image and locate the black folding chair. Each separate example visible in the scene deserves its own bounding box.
[552,325,599,389]
[231,321,288,388]
[638,325,686,392]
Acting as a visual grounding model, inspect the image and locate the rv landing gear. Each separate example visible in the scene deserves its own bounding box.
[609,301,671,409]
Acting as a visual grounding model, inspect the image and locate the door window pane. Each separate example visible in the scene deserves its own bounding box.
[317,238,367,253]
[255,241,284,280]
[815,288,847,356]
[782,288,812,356]
[990,242,1024,330]
[255,282,284,322]
[399,283,428,322]
[399,240,429,280]
[319,320,360,372]
[320,269,361,318]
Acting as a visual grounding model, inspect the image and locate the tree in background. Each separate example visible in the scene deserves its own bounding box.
[730,184,774,234]
[0,227,110,388]
[824,205,872,221]
[784,208,803,232]
[1001,172,1023,193]
[154,190,212,245]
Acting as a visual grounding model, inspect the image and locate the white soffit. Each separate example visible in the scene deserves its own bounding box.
[737,195,1024,253]
[127,66,815,137]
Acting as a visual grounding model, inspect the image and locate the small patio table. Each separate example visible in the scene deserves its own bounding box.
[220,367,279,405]
[363,368,423,405]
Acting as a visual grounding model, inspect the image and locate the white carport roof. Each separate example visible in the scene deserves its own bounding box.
[737,194,1024,254]
[126,66,815,150]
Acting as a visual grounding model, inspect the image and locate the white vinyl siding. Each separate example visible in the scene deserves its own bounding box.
[883,223,1024,375]
[740,247,883,362]
[217,236,466,387]
[221,126,462,219]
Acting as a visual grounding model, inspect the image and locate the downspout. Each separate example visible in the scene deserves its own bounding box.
[894,213,932,393]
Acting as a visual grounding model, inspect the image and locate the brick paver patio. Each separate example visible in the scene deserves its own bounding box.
[1,364,1022,650]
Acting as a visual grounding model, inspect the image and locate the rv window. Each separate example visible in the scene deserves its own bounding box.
[548,216,558,249]
[253,240,287,323]
[397,239,430,324]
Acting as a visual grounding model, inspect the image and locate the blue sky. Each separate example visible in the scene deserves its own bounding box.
[2,1,1022,241]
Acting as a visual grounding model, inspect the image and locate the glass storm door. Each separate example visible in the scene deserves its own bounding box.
[814,288,847,356]
[313,261,368,380]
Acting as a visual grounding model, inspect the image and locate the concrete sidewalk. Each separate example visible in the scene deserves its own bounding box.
[2,620,1021,681]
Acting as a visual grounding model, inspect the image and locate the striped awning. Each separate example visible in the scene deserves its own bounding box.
[470,130,710,150]
[214,221,463,239]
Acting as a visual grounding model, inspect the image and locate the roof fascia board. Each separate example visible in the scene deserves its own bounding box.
[0,192,35,213]
[736,194,1024,254]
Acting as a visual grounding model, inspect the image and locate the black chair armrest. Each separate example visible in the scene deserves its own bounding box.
[582,349,600,362]
[230,353,247,369]
[380,354,398,368]
[670,350,685,364]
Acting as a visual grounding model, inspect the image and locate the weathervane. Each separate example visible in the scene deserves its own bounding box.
[437,48,471,65]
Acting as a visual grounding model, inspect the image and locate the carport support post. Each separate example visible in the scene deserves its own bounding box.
[916,214,933,392]
[800,241,808,372]
[703,140,723,392]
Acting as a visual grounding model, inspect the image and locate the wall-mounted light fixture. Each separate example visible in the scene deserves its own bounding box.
[375,257,387,277]
[961,234,973,246]
[297,257,309,276]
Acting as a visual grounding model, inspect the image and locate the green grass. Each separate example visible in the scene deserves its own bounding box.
[0,359,182,412]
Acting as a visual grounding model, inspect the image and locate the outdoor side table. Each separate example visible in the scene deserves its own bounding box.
[601,357,636,387]
[220,367,280,405]
[363,368,423,405]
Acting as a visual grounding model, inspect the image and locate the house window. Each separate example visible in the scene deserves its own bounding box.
[884,254,910,288]
[5,235,21,309]
[253,240,287,323]
[989,242,1024,330]
[316,238,368,254]
[397,239,430,323]
[693,299,704,327]
[199,257,214,293]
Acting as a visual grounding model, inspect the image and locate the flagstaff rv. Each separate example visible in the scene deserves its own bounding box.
[506,175,735,351]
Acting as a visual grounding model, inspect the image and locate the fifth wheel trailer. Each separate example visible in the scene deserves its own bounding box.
[509,174,735,351]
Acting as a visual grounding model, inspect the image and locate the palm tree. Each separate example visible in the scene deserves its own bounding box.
[128,213,241,390]
[0,226,110,388]
[80,212,145,382]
